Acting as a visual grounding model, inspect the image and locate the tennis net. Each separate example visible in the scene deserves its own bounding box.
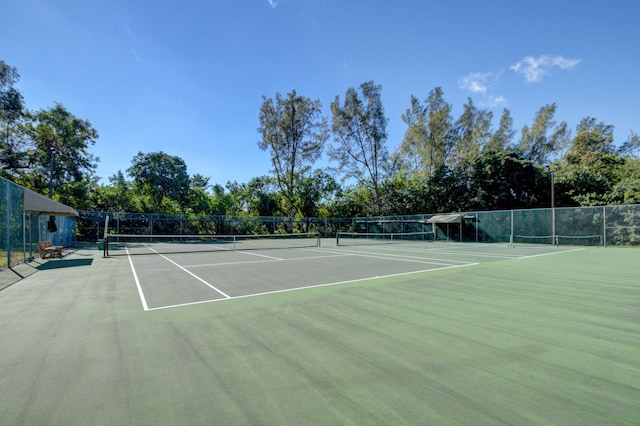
[511,234,603,246]
[105,232,320,256]
[336,231,435,246]
[556,235,603,246]
[512,235,555,245]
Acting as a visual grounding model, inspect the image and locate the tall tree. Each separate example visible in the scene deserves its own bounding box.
[0,61,26,178]
[127,151,190,212]
[395,88,456,178]
[617,131,640,156]
[517,103,569,165]
[566,118,617,168]
[558,117,624,206]
[395,95,429,175]
[190,173,211,192]
[484,108,515,153]
[424,87,456,173]
[257,90,328,217]
[452,98,492,170]
[329,81,389,214]
[25,103,98,201]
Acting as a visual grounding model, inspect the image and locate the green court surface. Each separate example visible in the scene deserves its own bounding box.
[0,241,638,425]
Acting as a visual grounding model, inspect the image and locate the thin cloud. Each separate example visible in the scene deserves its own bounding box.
[486,95,507,108]
[268,0,277,7]
[459,72,493,93]
[458,72,507,107]
[510,55,581,83]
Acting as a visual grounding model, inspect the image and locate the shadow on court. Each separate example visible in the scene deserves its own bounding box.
[36,258,93,270]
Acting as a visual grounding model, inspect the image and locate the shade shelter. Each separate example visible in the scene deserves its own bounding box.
[22,188,79,256]
[427,213,463,241]
[2,177,79,270]
[23,188,79,217]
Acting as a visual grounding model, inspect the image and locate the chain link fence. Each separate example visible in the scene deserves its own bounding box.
[77,204,640,248]
[1,177,77,270]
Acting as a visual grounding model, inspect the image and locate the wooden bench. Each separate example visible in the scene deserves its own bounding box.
[38,241,63,259]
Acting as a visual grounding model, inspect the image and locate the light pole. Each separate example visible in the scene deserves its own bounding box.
[49,144,54,198]
[546,165,556,245]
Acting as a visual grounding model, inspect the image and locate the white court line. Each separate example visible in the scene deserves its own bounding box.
[126,246,150,311]
[133,244,581,312]
[146,262,479,312]
[385,247,521,259]
[235,250,283,261]
[184,253,355,268]
[517,247,585,259]
[338,244,522,259]
[146,247,232,299]
[316,247,475,266]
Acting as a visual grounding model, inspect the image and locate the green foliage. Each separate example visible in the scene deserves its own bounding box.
[379,172,432,216]
[1,62,99,208]
[93,171,138,212]
[258,90,328,217]
[190,173,210,191]
[0,87,26,177]
[330,81,389,214]
[607,158,640,204]
[517,103,569,165]
[395,88,456,178]
[127,151,190,212]
[565,124,623,183]
[484,109,516,153]
[325,184,371,218]
[452,98,492,170]
[24,103,99,203]
[296,170,340,218]
[5,58,640,218]
[467,151,541,210]
[555,165,612,206]
[1,62,27,178]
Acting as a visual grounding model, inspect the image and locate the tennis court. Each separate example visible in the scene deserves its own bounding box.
[113,234,580,311]
[0,237,638,425]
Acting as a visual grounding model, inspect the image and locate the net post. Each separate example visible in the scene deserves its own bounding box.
[508,233,513,247]
[103,215,110,257]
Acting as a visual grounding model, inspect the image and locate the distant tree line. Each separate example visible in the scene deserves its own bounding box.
[2,60,639,219]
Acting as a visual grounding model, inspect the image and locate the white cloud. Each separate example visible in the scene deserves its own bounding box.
[459,72,492,93]
[487,95,507,108]
[268,0,277,7]
[458,72,507,107]
[510,55,581,83]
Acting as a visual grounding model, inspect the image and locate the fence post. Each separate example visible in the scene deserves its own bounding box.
[510,210,514,244]
[603,206,607,248]
[5,180,11,267]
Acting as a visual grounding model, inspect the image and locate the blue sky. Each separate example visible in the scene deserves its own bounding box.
[3,0,639,186]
